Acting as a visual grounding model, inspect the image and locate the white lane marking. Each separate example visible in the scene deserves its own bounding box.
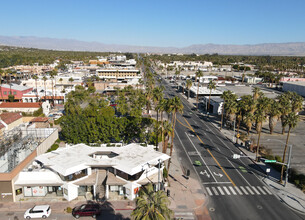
[251,186,260,195]
[206,187,213,196]
[175,212,194,216]
[223,186,231,195]
[229,186,237,195]
[246,186,255,195]
[263,186,273,195]
[217,186,225,195]
[226,158,251,186]
[257,186,266,195]
[240,186,249,195]
[175,131,210,185]
[185,131,217,182]
[234,186,243,195]
[212,187,219,195]
[202,182,231,185]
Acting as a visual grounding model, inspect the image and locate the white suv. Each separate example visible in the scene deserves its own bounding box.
[24,205,51,219]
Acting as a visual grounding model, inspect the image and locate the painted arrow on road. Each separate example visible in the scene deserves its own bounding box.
[200,170,211,178]
[213,172,223,178]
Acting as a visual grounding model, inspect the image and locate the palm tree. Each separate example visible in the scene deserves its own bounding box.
[278,93,292,135]
[244,112,254,136]
[32,75,39,102]
[153,87,164,122]
[220,90,237,130]
[252,87,261,102]
[0,68,4,101]
[254,97,270,161]
[69,77,74,89]
[59,78,63,92]
[167,97,183,172]
[131,183,173,220]
[50,70,57,106]
[280,112,299,183]
[42,76,47,102]
[162,120,173,154]
[207,81,216,112]
[267,99,281,134]
[186,79,192,100]
[195,70,203,109]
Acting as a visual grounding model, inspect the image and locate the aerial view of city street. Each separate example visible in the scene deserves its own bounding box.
[0,0,305,219]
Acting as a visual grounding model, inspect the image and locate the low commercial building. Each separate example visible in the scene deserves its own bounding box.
[14,143,170,201]
[0,127,58,202]
[0,112,23,134]
[0,84,32,102]
[282,81,305,97]
[96,69,141,80]
[0,102,41,113]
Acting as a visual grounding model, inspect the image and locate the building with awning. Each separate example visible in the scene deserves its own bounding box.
[16,143,170,201]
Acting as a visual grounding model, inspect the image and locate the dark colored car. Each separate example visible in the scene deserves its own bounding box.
[72,203,101,219]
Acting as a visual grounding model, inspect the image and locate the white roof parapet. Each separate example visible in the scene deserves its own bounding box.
[35,143,170,177]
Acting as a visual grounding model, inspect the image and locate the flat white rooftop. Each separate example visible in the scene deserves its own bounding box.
[35,143,170,176]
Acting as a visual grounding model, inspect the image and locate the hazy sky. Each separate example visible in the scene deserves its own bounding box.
[1,0,305,47]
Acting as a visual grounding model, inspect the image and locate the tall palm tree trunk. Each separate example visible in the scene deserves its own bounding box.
[167,112,177,173]
[196,82,199,109]
[255,127,262,161]
[280,127,291,183]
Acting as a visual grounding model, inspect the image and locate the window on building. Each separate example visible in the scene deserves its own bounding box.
[13,92,17,95]
[3,91,7,95]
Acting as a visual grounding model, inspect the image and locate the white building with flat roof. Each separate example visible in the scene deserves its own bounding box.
[15,143,169,201]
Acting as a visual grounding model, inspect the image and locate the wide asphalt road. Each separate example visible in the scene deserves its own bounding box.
[157,74,304,220]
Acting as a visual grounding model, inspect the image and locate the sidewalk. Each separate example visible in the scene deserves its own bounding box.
[166,145,210,220]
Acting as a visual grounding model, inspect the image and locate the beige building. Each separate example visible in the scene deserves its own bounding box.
[0,112,23,135]
[97,69,140,79]
[0,103,41,113]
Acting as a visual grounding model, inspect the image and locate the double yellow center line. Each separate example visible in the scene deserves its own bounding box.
[182,116,236,186]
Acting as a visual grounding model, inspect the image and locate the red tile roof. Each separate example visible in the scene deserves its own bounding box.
[0,112,22,129]
[30,117,49,123]
[0,102,41,108]
[41,96,64,100]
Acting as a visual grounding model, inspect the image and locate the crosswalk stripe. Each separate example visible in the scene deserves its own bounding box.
[212,187,219,195]
[257,186,266,195]
[251,186,260,195]
[240,186,249,195]
[229,186,237,195]
[263,186,273,195]
[217,186,225,195]
[246,186,255,195]
[206,187,213,196]
[223,186,231,195]
[234,186,243,195]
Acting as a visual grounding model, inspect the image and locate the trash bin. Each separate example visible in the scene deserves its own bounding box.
[167,189,170,197]
[186,169,190,177]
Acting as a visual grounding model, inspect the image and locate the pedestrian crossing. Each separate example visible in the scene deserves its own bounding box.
[206,185,273,196]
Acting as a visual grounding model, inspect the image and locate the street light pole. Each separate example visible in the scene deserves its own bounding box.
[233,119,236,143]
[285,145,293,187]
[266,139,293,187]
[157,159,161,191]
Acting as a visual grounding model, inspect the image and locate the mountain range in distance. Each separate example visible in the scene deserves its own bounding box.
[0,35,305,56]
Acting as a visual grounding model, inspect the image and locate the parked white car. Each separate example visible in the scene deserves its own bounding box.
[24,205,51,219]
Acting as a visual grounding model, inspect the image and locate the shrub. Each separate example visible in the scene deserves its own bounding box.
[65,207,72,213]
[33,107,43,117]
[55,138,61,144]
[47,144,59,152]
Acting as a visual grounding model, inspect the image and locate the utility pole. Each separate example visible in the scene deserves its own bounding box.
[157,159,161,191]
[233,119,236,142]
